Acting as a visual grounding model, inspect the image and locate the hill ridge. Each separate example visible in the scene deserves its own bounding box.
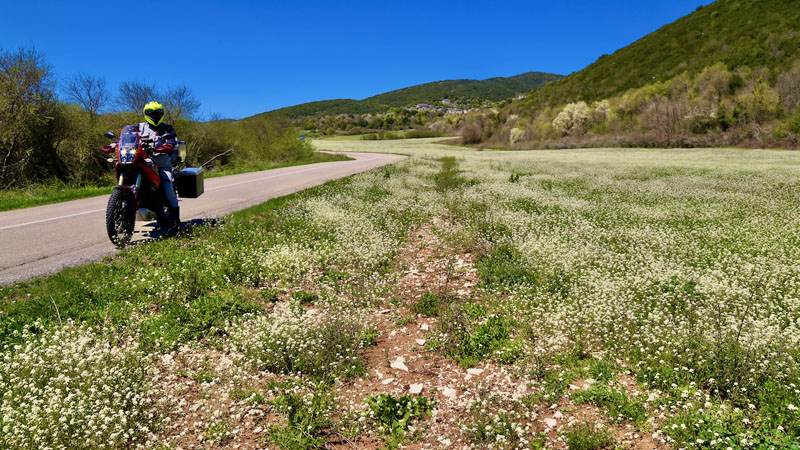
[254,71,563,119]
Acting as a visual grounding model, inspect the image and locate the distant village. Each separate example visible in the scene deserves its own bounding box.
[405,96,508,115]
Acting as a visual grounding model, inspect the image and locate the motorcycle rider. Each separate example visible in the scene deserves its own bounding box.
[138,101,180,228]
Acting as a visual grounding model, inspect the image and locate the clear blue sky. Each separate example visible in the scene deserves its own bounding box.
[1,0,714,119]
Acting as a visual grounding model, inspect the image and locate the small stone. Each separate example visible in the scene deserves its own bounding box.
[379,309,391,314]
[382,377,395,385]
[415,338,426,346]
[420,323,429,331]
[467,368,484,376]
[409,383,424,394]
[569,384,581,391]
[553,411,564,419]
[391,357,409,372]
[217,356,233,370]
[253,427,263,434]
[441,387,456,398]
[545,418,557,428]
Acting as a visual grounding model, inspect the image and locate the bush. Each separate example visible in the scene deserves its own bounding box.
[229,310,372,381]
[552,102,590,135]
[509,127,526,145]
[460,119,483,144]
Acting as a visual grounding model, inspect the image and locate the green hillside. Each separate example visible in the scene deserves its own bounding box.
[265,99,385,118]
[365,72,563,107]
[259,71,563,118]
[516,0,800,111]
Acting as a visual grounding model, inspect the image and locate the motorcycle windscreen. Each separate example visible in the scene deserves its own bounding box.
[118,126,139,163]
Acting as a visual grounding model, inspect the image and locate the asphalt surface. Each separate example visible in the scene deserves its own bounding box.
[0,152,404,286]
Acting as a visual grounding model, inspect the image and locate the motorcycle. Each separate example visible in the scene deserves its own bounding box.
[101,125,186,247]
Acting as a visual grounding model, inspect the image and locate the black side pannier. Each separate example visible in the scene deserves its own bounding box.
[176,167,204,198]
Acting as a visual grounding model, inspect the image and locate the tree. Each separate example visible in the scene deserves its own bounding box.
[117,80,158,114]
[63,73,108,119]
[163,85,200,121]
[552,102,590,135]
[0,47,63,187]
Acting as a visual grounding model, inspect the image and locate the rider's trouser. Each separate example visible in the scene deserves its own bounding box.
[154,154,179,209]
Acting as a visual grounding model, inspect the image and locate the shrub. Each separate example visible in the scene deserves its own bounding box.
[412,290,445,317]
[460,119,483,144]
[552,101,590,135]
[509,127,526,145]
[229,310,372,381]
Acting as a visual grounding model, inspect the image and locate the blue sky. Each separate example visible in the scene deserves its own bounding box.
[2,1,714,119]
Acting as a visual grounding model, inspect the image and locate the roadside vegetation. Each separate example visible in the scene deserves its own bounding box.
[2,138,800,448]
[0,47,326,208]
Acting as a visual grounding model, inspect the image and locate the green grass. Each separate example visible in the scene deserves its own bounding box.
[563,423,615,450]
[361,130,445,141]
[0,152,351,212]
[0,183,111,212]
[572,384,647,424]
[0,180,337,348]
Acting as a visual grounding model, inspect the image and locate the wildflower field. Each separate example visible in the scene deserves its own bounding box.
[1,137,800,449]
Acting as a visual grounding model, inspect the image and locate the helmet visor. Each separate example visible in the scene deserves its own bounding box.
[145,109,164,123]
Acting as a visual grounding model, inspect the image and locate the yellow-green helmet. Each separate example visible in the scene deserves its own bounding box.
[143,101,165,126]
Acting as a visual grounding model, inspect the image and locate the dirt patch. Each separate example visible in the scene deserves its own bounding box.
[152,222,669,449]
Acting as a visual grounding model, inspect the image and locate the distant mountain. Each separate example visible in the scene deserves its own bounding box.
[364,72,564,108]
[515,0,800,111]
[255,71,563,118]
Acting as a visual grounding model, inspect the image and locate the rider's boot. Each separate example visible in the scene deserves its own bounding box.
[170,206,180,231]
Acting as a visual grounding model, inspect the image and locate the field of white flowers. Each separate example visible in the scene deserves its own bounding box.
[1,137,799,449]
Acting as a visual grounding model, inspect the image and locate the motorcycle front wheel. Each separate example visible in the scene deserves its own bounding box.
[106,189,135,248]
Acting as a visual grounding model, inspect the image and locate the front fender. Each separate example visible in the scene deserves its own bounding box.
[113,185,139,210]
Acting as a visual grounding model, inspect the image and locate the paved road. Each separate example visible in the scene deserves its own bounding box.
[0,152,404,286]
